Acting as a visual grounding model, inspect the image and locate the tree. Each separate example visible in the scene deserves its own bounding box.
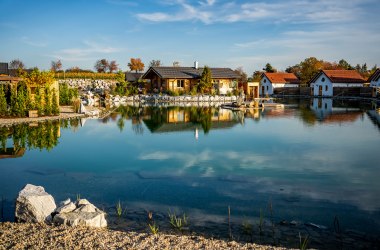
[51,89,59,115]
[252,70,263,81]
[51,60,62,72]
[285,64,301,78]
[149,60,162,67]
[173,61,180,67]
[9,59,25,76]
[299,57,324,85]
[109,60,118,73]
[234,67,248,84]
[338,59,353,70]
[94,59,109,73]
[128,58,145,72]
[44,87,52,116]
[0,85,7,116]
[9,59,25,70]
[263,63,276,73]
[198,66,212,94]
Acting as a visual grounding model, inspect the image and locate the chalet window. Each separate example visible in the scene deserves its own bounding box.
[213,80,220,89]
[321,77,325,82]
[266,86,269,91]
[177,80,184,88]
[264,79,267,83]
[229,80,236,88]
[325,85,328,91]
[325,103,327,109]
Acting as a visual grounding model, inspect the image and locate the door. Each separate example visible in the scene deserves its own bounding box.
[319,86,323,96]
[261,86,265,96]
[249,86,253,99]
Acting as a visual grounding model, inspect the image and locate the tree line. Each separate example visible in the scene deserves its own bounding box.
[0,69,60,117]
[251,58,378,85]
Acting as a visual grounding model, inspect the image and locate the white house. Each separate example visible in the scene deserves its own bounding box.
[369,68,380,87]
[309,70,365,97]
[260,72,299,96]
[310,98,333,120]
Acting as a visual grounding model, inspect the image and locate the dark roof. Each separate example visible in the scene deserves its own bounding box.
[310,70,366,84]
[262,72,300,84]
[125,72,143,82]
[142,66,240,79]
[368,68,380,82]
[0,63,9,75]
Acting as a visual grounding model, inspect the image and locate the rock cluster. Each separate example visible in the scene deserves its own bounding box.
[15,184,107,228]
[53,198,107,228]
[59,79,117,93]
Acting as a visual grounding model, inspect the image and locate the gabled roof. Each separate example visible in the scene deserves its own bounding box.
[262,72,300,84]
[125,72,143,82]
[310,70,366,84]
[142,66,240,79]
[368,68,380,82]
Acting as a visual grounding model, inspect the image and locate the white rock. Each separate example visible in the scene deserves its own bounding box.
[53,211,107,228]
[15,184,56,223]
[55,202,76,214]
[60,198,71,206]
[76,199,91,206]
[74,203,97,213]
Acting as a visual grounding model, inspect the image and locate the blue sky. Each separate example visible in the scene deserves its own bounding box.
[0,0,379,74]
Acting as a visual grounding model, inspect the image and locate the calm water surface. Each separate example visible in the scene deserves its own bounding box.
[1,98,380,235]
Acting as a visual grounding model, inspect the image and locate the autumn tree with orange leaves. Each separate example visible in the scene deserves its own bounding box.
[128,58,144,73]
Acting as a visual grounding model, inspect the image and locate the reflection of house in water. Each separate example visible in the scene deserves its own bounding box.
[0,147,25,159]
[143,107,239,134]
[367,103,380,130]
[310,98,363,124]
[310,98,333,120]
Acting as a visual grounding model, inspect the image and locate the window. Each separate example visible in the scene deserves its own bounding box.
[264,79,267,83]
[229,80,236,88]
[177,79,184,88]
[325,85,328,91]
[325,103,327,109]
[321,77,325,82]
[266,86,269,91]
[213,79,220,89]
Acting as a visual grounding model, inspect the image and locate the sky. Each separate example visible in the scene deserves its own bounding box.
[0,0,379,74]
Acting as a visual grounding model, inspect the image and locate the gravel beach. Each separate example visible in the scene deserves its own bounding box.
[0,222,287,250]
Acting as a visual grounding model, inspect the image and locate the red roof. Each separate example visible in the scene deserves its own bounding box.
[263,72,300,84]
[320,70,365,83]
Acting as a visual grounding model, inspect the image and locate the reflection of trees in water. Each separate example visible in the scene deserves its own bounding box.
[0,118,82,155]
[189,107,213,134]
[115,106,144,134]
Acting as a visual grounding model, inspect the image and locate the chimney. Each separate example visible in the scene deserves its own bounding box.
[194,61,199,69]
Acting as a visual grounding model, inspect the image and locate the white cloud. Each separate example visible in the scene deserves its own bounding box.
[49,40,122,62]
[136,0,374,24]
[21,36,48,47]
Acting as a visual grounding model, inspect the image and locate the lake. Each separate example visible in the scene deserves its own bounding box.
[1,98,379,248]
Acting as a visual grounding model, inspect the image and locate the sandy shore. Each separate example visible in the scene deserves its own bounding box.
[0,222,288,250]
[0,106,85,127]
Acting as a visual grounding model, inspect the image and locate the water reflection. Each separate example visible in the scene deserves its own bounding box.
[0,119,81,159]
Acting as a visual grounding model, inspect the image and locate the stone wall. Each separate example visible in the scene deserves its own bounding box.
[58,79,117,93]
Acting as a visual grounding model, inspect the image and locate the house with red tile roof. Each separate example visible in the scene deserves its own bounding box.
[309,70,366,97]
[259,72,300,96]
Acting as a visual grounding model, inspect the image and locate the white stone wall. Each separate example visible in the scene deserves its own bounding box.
[58,79,117,92]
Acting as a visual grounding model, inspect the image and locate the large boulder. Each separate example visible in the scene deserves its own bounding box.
[15,184,56,223]
[53,199,107,228]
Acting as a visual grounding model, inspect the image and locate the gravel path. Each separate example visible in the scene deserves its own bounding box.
[0,222,288,250]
